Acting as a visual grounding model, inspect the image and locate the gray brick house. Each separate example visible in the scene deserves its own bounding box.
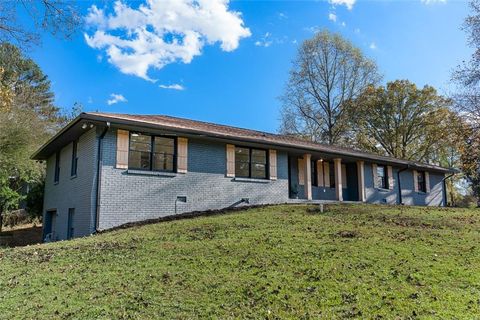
[32,112,456,241]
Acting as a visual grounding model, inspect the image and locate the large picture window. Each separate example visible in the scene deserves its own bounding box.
[129,133,175,172]
[235,147,268,179]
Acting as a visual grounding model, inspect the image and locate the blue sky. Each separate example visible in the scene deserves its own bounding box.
[29,0,471,133]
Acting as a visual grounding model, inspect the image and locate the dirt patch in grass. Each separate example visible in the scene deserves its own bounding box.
[188,225,218,240]
[373,212,464,230]
[0,226,43,247]
[336,230,359,238]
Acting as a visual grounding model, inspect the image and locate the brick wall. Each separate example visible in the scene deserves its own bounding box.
[363,163,444,206]
[289,156,445,206]
[97,129,290,230]
[43,128,97,240]
[43,126,446,238]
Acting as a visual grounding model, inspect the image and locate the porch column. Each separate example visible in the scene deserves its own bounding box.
[303,154,312,200]
[334,158,343,201]
[357,160,366,202]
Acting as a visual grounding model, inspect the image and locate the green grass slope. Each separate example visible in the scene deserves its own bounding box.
[1,204,480,319]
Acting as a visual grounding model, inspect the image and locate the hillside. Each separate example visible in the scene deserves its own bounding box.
[1,204,480,319]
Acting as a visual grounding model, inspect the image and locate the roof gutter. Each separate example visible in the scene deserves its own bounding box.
[93,122,110,233]
[79,114,455,174]
[442,173,455,207]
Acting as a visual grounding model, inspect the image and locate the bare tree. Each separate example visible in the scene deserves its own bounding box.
[451,0,480,206]
[280,30,380,145]
[452,0,480,128]
[0,0,80,47]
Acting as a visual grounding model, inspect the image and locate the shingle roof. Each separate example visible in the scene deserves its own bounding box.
[79,112,455,173]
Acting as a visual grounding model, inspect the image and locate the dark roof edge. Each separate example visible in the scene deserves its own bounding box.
[32,113,459,174]
[31,114,84,160]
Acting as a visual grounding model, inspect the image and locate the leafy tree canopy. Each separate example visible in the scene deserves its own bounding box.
[0,42,64,223]
[352,80,462,164]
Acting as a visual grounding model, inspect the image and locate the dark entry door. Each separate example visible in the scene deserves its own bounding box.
[43,210,56,241]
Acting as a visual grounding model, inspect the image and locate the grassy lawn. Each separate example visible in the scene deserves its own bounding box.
[1,204,480,319]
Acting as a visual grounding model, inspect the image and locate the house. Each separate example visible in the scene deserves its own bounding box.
[32,112,456,241]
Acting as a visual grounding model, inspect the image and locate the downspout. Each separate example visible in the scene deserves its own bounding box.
[442,173,455,207]
[397,165,410,205]
[94,122,110,233]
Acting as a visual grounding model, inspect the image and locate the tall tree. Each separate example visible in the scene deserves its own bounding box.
[459,128,480,207]
[0,43,64,228]
[280,30,380,145]
[0,0,80,47]
[352,80,460,163]
[452,0,480,206]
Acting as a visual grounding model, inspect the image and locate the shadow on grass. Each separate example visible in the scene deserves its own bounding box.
[0,226,43,247]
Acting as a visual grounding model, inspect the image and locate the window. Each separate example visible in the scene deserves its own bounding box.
[67,208,75,240]
[54,151,60,183]
[235,147,268,179]
[329,162,335,188]
[128,133,176,172]
[417,171,426,193]
[153,137,175,172]
[376,165,388,189]
[311,160,317,186]
[71,140,78,177]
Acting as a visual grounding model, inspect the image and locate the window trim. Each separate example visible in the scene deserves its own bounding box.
[71,140,78,177]
[54,151,60,184]
[234,146,269,180]
[128,132,177,173]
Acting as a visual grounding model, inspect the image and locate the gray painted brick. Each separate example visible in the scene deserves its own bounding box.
[97,129,289,230]
[43,127,447,239]
[43,128,97,241]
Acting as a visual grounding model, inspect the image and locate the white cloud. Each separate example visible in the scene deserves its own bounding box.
[369,42,377,50]
[341,21,346,27]
[278,12,288,19]
[84,0,251,81]
[255,32,273,47]
[329,0,356,10]
[159,83,185,90]
[421,0,446,4]
[107,93,127,105]
[328,13,337,22]
[304,26,320,34]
